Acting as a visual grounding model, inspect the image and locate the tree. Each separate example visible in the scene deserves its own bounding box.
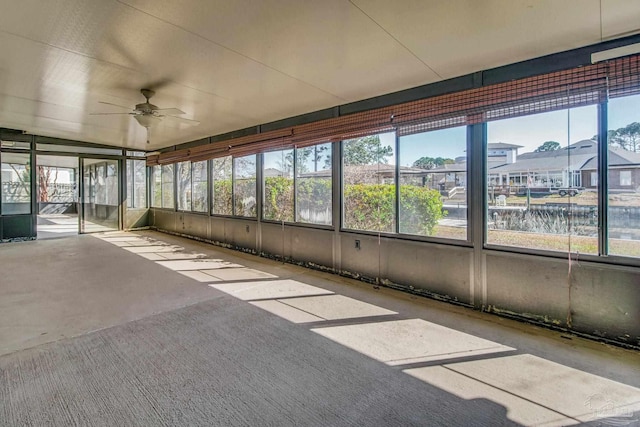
[614,122,640,152]
[534,141,561,152]
[412,156,454,170]
[591,122,640,152]
[343,135,393,165]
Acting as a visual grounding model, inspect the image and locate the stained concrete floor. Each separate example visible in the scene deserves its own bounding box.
[0,230,639,426]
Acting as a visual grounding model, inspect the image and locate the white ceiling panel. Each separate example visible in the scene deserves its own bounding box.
[351,0,604,79]
[0,0,639,149]
[601,0,640,40]
[119,0,441,101]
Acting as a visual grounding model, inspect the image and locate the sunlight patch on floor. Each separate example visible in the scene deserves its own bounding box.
[312,318,514,366]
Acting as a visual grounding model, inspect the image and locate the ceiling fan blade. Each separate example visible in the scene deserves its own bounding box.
[89,112,133,116]
[164,115,200,125]
[98,101,132,110]
[154,107,185,115]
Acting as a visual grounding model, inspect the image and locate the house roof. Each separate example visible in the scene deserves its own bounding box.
[582,147,640,170]
[490,140,598,173]
[488,143,524,150]
[427,163,467,173]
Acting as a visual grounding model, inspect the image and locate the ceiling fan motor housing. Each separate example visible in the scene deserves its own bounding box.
[135,102,159,114]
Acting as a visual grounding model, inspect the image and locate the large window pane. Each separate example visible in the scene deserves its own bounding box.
[126,159,147,209]
[191,161,208,212]
[296,143,332,225]
[106,162,118,206]
[263,149,294,222]
[161,164,174,209]
[212,156,232,215]
[607,94,640,257]
[399,127,465,239]
[234,155,256,217]
[1,152,31,214]
[486,105,599,254]
[151,165,162,207]
[342,132,396,233]
[177,161,191,211]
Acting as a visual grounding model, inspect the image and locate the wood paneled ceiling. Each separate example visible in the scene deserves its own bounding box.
[0,0,639,150]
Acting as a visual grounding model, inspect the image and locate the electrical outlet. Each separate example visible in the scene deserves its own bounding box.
[355,239,360,250]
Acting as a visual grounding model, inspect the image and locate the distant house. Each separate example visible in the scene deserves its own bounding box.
[489,139,640,192]
[487,142,522,170]
[582,146,640,192]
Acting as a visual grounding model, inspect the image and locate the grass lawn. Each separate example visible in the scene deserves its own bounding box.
[434,225,640,257]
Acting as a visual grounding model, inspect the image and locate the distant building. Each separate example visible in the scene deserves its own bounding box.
[489,139,640,192]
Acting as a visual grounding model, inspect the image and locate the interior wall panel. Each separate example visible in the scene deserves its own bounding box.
[152,209,177,232]
[124,208,149,229]
[149,209,640,347]
[290,226,334,268]
[485,253,570,325]
[570,265,640,344]
[384,240,473,304]
[178,213,209,240]
[226,219,257,252]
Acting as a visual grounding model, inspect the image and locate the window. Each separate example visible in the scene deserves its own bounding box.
[151,165,162,207]
[263,149,294,222]
[161,164,174,209]
[126,159,147,209]
[399,126,467,239]
[1,152,31,214]
[177,161,191,211]
[607,94,640,257]
[233,155,256,217]
[296,143,332,225]
[620,170,632,186]
[486,106,599,254]
[590,172,598,187]
[212,156,232,215]
[191,161,208,212]
[177,161,208,212]
[342,132,396,233]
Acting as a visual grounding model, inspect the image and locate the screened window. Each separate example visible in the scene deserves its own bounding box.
[212,156,233,215]
[342,132,396,233]
[486,106,599,254]
[296,143,332,225]
[151,165,162,207]
[263,149,294,222]
[607,94,640,257]
[233,155,257,217]
[161,164,174,209]
[399,126,467,240]
[191,161,208,212]
[177,161,191,211]
[126,159,147,209]
[1,152,31,214]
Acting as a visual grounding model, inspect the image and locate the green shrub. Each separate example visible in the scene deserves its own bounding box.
[212,179,232,215]
[344,184,444,234]
[264,176,294,221]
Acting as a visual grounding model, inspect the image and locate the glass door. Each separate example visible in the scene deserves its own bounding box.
[36,154,79,239]
[80,158,120,233]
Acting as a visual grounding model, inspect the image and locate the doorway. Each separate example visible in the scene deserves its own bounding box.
[36,155,79,239]
[80,158,120,233]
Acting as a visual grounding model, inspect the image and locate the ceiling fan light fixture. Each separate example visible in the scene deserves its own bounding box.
[134,114,162,128]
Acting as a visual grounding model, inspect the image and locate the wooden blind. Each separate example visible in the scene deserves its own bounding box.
[148,54,640,166]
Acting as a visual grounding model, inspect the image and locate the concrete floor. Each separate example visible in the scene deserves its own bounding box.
[0,231,639,426]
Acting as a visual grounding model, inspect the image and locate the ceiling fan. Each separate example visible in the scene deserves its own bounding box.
[91,88,200,143]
